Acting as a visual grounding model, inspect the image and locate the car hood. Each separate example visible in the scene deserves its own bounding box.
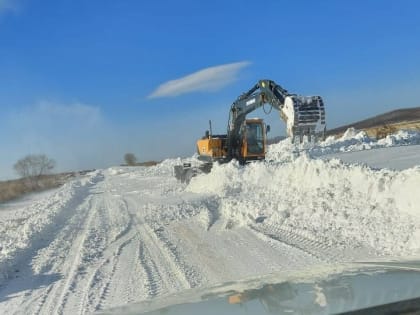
[99,259,420,315]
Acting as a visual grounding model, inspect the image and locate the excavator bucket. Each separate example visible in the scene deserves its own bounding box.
[281,95,325,143]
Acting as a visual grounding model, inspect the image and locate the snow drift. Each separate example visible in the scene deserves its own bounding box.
[188,129,420,257]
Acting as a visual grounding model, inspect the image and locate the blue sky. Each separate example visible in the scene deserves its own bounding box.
[1,0,420,179]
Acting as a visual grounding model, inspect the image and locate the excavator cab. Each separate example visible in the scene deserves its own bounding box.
[241,119,266,161]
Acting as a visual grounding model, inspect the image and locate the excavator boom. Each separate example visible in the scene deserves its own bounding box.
[228,80,325,150]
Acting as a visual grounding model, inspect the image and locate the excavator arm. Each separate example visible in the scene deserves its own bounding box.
[227,79,326,156]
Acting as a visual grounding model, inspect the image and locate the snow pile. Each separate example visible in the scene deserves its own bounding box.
[377,129,420,146]
[107,167,128,176]
[110,155,203,178]
[315,128,373,154]
[105,161,183,179]
[265,128,373,161]
[267,128,420,160]
[187,157,420,256]
[311,128,420,157]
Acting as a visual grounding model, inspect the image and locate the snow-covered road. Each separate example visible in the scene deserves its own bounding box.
[0,168,327,314]
[1,129,420,314]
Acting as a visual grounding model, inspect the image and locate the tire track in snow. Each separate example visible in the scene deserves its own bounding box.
[92,236,135,312]
[91,232,165,312]
[249,223,360,262]
[125,197,196,293]
[77,224,138,313]
[97,218,192,308]
[30,194,98,315]
[82,192,160,312]
[77,257,109,315]
[141,226,190,291]
[28,284,54,315]
[151,225,203,288]
[36,187,110,315]
[138,240,163,297]
[108,202,133,245]
[51,195,100,315]
[79,189,140,313]
[121,238,148,304]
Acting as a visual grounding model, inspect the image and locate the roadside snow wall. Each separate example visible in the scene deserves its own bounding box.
[187,130,420,257]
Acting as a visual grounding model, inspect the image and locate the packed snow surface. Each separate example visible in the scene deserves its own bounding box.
[0,129,420,314]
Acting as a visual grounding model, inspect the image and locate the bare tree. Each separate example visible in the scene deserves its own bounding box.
[124,153,137,166]
[14,154,56,187]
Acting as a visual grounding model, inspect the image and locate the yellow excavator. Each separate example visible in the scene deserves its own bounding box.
[175,79,326,182]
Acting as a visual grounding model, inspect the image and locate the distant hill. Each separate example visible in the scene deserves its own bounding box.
[326,107,420,138]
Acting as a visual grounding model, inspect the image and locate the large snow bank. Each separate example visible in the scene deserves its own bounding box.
[186,129,420,257]
[187,156,420,256]
[154,129,420,242]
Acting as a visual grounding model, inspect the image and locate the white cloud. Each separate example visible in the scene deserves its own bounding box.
[0,0,19,13]
[148,61,251,98]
